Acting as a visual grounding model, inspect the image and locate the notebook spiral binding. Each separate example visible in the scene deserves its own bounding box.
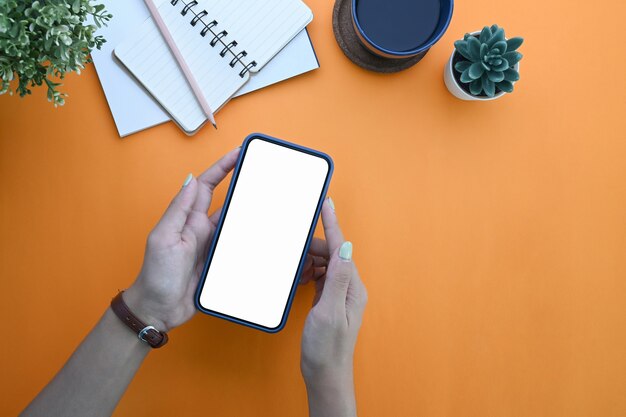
[171,0,257,78]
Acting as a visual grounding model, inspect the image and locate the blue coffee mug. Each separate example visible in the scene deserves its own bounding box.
[351,0,454,59]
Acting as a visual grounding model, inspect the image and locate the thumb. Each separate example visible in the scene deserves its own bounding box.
[319,241,354,310]
[153,173,198,237]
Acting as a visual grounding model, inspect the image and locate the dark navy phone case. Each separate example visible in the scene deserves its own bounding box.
[195,133,334,332]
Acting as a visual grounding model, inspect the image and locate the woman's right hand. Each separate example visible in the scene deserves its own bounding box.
[300,198,368,417]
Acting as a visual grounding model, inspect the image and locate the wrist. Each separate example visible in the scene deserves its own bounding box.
[105,308,152,353]
[301,353,354,384]
[302,364,354,391]
[304,369,356,417]
[123,285,169,332]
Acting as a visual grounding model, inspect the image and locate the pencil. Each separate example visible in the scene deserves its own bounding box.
[144,0,217,129]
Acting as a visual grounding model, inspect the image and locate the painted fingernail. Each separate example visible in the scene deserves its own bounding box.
[327,197,335,211]
[182,173,193,188]
[339,241,352,261]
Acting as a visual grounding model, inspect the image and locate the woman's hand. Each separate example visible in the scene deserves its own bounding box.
[123,148,241,332]
[123,147,333,333]
[300,198,368,417]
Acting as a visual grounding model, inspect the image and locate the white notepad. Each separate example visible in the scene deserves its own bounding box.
[115,0,313,135]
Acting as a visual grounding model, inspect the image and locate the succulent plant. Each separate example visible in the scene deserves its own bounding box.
[453,25,523,97]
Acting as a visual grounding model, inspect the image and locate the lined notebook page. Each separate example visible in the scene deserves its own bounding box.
[115,2,246,133]
[205,0,313,71]
[115,0,312,134]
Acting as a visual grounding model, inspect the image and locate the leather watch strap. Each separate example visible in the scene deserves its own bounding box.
[110,291,169,349]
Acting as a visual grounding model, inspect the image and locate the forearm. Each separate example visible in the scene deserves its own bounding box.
[305,370,357,417]
[21,308,150,417]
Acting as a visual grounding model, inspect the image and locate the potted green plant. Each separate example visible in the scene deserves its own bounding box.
[0,0,111,106]
[444,25,523,101]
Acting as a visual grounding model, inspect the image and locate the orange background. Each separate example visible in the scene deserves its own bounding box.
[1,0,626,415]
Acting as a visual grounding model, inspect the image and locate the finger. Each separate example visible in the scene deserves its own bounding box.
[312,276,326,307]
[308,237,329,258]
[197,207,223,259]
[313,267,327,280]
[300,265,327,285]
[184,210,211,258]
[184,207,222,261]
[300,255,326,280]
[346,275,368,326]
[321,197,345,255]
[303,255,314,271]
[153,174,199,237]
[304,255,327,269]
[208,206,223,229]
[192,147,241,214]
[319,241,355,310]
[300,268,314,285]
[310,256,328,268]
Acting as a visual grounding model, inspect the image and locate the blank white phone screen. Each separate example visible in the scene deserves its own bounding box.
[198,138,330,329]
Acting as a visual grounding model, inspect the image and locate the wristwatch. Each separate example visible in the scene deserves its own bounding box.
[110,291,169,349]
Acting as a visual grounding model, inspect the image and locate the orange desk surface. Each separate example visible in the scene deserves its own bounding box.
[1,0,626,415]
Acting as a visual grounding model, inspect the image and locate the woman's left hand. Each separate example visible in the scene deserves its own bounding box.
[123,148,241,332]
[123,147,329,332]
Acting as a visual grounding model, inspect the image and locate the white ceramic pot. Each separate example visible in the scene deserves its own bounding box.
[443,31,520,101]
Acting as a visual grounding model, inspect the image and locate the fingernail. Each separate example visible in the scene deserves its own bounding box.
[339,241,352,261]
[182,173,193,188]
[327,197,335,211]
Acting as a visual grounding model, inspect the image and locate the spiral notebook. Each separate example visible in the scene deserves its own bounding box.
[115,0,313,135]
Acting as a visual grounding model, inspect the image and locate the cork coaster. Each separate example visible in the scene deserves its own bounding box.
[332,0,427,73]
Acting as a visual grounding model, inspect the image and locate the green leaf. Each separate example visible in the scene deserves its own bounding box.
[491,40,507,54]
[460,68,473,83]
[0,0,110,106]
[506,37,524,52]
[487,28,505,47]
[454,60,471,72]
[60,34,72,46]
[482,76,496,97]
[469,62,485,79]
[480,43,488,60]
[492,59,510,72]
[454,40,472,60]
[470,79,483,95]
[502,51,522,66]
[479,26,491,43]
[497,80,514,93]
[503,68,520,82]
[467,36,481,61]
[9,22,19,37]
[487,71,505,82]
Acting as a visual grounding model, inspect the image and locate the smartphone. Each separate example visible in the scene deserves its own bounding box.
[195,133,333,332]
